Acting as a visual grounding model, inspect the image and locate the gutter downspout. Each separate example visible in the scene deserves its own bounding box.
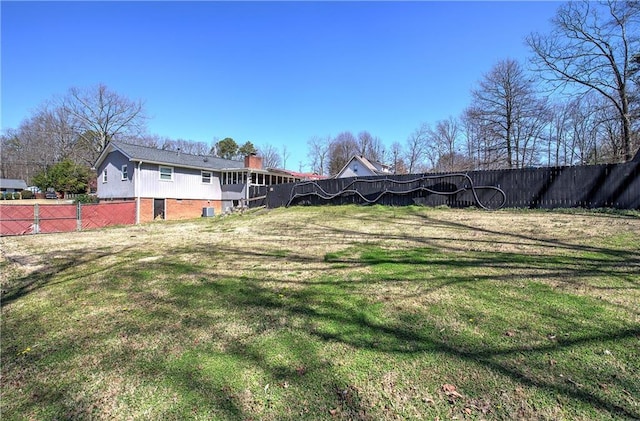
[246,169,251,208]
[136,160,142,224]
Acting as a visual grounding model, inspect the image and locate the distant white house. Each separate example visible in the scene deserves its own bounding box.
[335,155,393,178]
[26,186,42,194]
[94,140,302,222]
[0,178,27,193]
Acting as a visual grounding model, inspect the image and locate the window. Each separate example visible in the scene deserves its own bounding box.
[220,170,251,185]
[159,166,173,181]
[202,171,212,184]
[103,169,108,183]
[121,165,128,180]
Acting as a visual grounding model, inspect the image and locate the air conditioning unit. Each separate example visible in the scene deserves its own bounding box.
[202,207,215,217]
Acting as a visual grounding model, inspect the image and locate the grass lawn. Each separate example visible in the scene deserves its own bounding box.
[1,205,639,420]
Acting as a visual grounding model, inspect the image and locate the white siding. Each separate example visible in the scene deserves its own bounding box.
[337,159,377,178]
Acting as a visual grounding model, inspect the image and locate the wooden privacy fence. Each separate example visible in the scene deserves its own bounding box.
[252,160,640,210]
[0,202,136,236]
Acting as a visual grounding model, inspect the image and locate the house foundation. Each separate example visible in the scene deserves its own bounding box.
[138,198,222,222]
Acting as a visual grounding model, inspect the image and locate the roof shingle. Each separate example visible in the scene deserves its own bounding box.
[0,179,28,190]
[108,141,246,171]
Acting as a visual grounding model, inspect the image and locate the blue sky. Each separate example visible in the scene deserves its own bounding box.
[2,1,560,171]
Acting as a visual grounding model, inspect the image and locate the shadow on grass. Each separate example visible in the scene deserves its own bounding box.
[2,207,639,419]
[314,209,640,266]
[186,273,639,419]
[0,247,134,307]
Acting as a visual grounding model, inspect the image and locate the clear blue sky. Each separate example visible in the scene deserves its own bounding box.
[2,1,560,171]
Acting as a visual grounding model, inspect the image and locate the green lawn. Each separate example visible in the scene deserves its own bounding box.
[1,205,639,420]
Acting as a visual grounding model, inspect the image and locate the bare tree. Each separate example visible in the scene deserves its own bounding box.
[527,0,640,161]
[328,131,358,175]
[593,97,625,163]
[208,136,221,156]
[389,141,407,174]
[37,104,79,162]
[564,93,603,164]
[2,84,147,182]
[356,131,385,162]
[427,116,462,172]
[158,138,209,155]
[632,52,640,85]
[461,109,481,170]
[545,101,572,166]
[512,97,550,168]
[469,59,548,169]
[282,145,290,169]
[462,106,508,170]
[0,130,29,180]
[630,53,640,151]
[307,135,330,175]
[405,123,430,173]
[1,109,69,183]
[259,144,282,168]
[63,83,147,163]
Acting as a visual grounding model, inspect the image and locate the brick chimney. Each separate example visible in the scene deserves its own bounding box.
[244,153,263,169]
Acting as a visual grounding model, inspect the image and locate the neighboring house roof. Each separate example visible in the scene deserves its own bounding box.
[335,155,393,178]
[267,168,328,181]
[364,157,392,174]
[94,140,246,171]
[0,178,28,190]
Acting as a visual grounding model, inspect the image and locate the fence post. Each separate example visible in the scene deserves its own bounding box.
[77,202,82,231]
[33,204,40,234]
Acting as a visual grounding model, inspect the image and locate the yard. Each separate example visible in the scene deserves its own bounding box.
[1,205,639,420]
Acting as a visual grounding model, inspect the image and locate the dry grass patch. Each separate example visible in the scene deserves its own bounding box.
[1,205,639,420]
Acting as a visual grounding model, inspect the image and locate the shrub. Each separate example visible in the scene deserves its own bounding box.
[74,194,99,204]
[32,160,93,195]
[21,190,34,199]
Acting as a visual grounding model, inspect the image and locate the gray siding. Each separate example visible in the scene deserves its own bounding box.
[96,150,225,200]
[220,183,247,200]
[138,163,221,199]
[97,151,136,199]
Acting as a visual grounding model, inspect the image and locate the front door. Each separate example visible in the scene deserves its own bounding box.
[153,199,165,220]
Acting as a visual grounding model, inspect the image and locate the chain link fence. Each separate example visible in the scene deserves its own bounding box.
[0,202,136,236]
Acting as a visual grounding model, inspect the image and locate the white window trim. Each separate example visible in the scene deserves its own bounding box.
[121,164,128,180]
[202,171,212,184]
[159,165,173,181]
